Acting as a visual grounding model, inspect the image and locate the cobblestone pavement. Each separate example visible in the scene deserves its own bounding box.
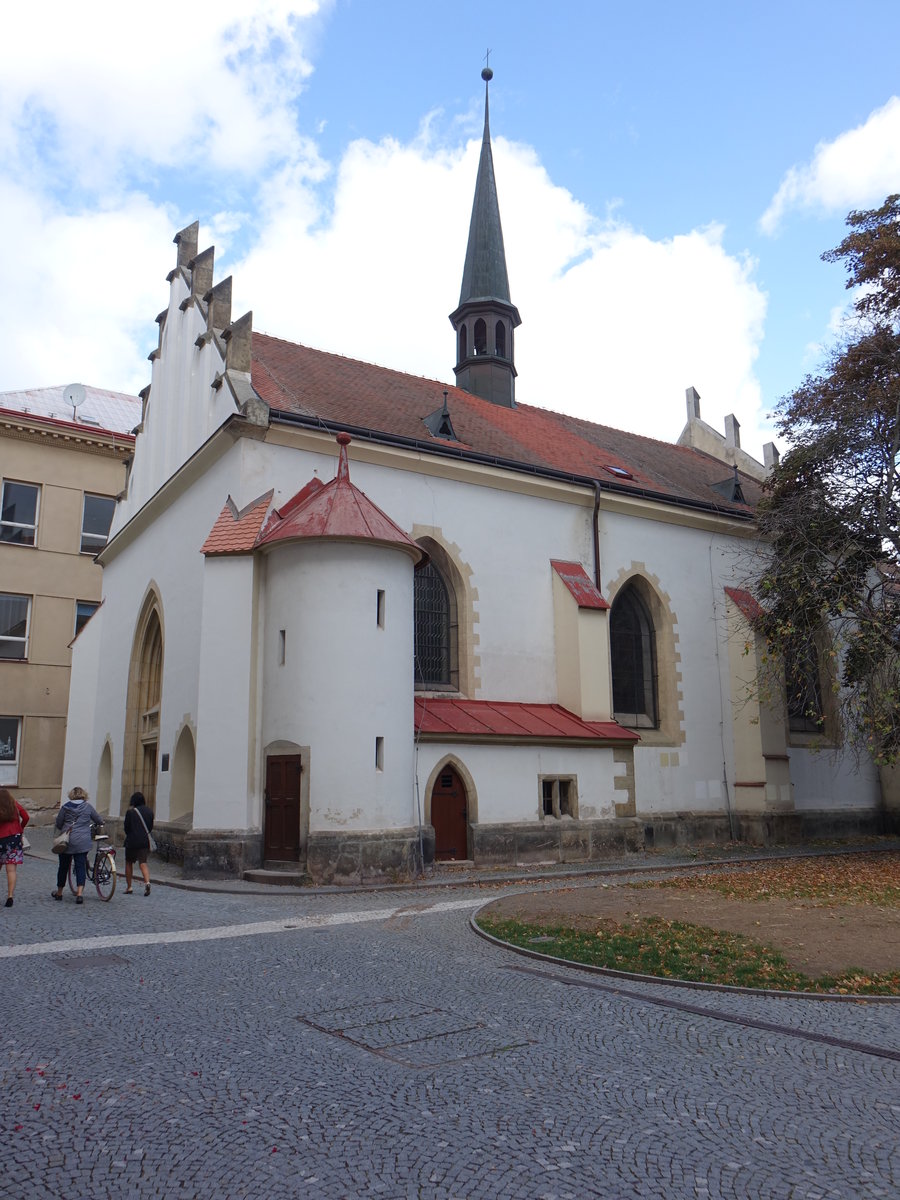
[3,853,899,1199]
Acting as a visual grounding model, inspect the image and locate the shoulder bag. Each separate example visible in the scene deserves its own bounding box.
[134,807,157,853]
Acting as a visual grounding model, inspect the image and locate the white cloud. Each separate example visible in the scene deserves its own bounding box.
[0,3,771,457]
[761,96,900,234]
[235,133,769,455]
[0,0,326,186]
[0,181,176,394]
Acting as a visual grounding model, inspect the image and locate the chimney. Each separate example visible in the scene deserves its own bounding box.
[685,386,701,422]
[724,413,741,449]
[763,442,780,471]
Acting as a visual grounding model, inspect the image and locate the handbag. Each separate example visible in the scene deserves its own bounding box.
[134,806,157,853]
[51,828,70,854]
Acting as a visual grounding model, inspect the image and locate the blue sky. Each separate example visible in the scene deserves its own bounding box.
[2,0,899,458]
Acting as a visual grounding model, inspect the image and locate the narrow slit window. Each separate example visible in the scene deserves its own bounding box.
[376,590,385,628]
[278,629,286,666]
[375,737,384,771]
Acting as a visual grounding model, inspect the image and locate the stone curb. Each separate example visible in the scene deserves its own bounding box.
[24,838,900,897]
[468,902,900,1003]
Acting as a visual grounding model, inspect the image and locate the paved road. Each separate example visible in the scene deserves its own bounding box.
[3,855,899,1199]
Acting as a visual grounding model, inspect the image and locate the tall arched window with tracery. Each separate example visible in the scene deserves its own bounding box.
[610,582,658,727]
[414,562,452,687]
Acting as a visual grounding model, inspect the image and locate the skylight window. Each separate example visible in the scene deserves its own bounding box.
[604,465,633,480]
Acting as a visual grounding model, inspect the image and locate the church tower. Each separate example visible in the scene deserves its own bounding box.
[449,67,521,408]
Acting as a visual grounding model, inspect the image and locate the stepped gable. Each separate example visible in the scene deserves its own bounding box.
[250,333,761,514]
[256,432,425,562]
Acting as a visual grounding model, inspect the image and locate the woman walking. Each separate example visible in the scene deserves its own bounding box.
[51,786,103,904]
[123,791,154,895]
[0,788,30,907]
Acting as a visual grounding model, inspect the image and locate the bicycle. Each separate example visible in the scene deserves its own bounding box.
[67,832,117,900]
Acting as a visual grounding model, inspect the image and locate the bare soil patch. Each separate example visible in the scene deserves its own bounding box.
[483,861,900,977]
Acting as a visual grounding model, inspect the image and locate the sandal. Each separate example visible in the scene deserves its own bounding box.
[125,888,133,894]
[51,891,62,901]
[75,896,83,905]
[144,885,151,896]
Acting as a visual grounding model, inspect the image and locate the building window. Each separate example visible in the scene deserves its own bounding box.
[81,494,116,554]
[474,318,487,355]
[414,562,452,687]
[376,589,385,628]
[540,776,577,819]
[0,480,40,546]
[786,642,825,734]
[459,326,467,361]
[75,600,99,637]
[0,594,30,660]
[0,717,19,765]
[495,320,506,358]
[610,583,658,727]
[0,716,20,784]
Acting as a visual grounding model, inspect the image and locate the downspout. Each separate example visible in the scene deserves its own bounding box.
[591,479,602,589]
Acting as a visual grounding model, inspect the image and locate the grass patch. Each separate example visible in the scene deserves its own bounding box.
[632,852,900,906]
[476,914,900,995]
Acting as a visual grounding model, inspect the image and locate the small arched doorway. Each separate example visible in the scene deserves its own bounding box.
[430,765,468,860]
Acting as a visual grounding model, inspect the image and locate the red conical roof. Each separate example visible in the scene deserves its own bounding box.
[256,433,425,563]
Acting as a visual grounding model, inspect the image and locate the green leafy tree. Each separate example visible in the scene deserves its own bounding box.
[754,195,900,765]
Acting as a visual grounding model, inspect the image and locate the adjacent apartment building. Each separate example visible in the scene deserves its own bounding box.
[1,385,139,819]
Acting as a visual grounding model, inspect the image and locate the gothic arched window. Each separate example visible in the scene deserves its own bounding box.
[610,583,658,727]
[474,319,487,355]
[495,320,506,358]
[459,325,467,361]
[414,562,452,688]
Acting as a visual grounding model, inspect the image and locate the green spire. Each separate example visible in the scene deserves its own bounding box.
[458,67,512,306]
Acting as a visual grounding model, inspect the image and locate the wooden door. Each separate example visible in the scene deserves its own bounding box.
[431,766,468,861]
[264,755,303,862]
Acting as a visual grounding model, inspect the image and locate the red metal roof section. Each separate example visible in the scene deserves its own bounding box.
[256,433,424,562]
[251,333,761,514]
[414,698,638,743]
[550,560,609,609]
[724,586,763,623]
[201,492,274,556]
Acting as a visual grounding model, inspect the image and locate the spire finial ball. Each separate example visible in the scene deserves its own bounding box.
[482,67,493,82]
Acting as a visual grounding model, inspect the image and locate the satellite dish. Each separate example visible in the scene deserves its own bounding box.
[63,383,87,408]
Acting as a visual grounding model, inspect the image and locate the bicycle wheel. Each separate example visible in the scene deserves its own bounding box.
[94,853,116,901]
[67,858,79,895]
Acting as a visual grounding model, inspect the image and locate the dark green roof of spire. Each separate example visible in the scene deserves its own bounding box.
[458,71,512,307]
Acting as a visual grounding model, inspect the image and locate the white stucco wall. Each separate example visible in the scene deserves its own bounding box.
[414,741,619,826]
[262,540,416,832]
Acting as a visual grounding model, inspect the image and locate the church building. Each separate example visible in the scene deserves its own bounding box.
[62,70,883,880]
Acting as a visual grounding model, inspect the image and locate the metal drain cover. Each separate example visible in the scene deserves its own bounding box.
[298,999,533,1068]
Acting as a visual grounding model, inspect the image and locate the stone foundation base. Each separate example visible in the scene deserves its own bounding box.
[183,829,263,877]
[306,827,434,885]
[472,819,644,863]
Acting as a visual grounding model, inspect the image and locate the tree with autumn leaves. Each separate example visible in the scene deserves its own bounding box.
[753,195,900,766]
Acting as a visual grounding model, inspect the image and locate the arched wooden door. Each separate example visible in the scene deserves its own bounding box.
[264,755,303,862]
[431,765,468,861]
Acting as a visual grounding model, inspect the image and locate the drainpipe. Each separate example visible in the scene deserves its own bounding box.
[591,479,602,590]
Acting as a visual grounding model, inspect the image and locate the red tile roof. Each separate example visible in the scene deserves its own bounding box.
[201,492,273,556]
[724,586,763,622]
[251,333,761,516]
[256,433,424,561]
[414,698,638,743]
[550,560,609,609]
